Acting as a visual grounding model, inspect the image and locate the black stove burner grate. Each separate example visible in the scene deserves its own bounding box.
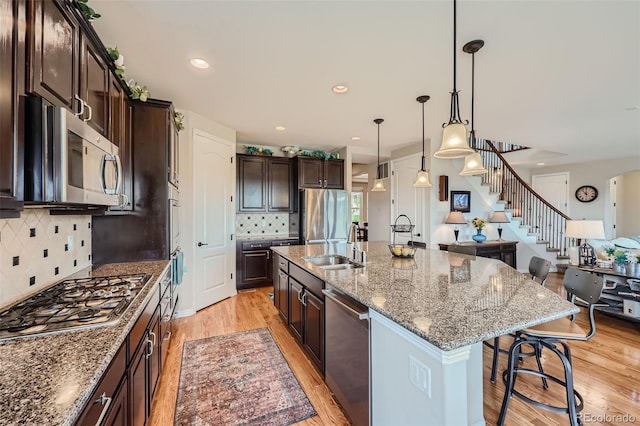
[0,273,151,340]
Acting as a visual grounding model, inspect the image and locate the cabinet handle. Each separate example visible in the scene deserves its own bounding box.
[74,95,85,117]
[94,392,112,426]
[163,331,172,342]
[150,330,157,347]
[83,102,93,122]
[318,179,322,186]
[301,293,307,306]
[297,287,304,303]
[324,179,327,187]
[266,251,270,260]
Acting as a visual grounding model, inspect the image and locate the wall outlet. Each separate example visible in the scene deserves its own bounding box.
[409,355,431,398]
[67,235,74,251]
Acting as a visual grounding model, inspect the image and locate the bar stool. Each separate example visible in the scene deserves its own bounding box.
[487,256,552,382]
[497,267,605,426]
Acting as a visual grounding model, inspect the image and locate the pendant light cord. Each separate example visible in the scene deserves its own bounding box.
[421,102,426,170]
[470,50,475,149]
[377,121,381,179]
[453,0,457,92]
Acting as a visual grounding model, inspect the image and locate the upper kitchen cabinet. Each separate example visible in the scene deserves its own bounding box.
[296,157,344,189]
[168,113,179,189]
[237,155,295,213]
[27,0,80,112]
[0,0,26,217]
[27,0,119,141]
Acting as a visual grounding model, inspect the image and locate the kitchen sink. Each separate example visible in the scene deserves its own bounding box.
[302,255,364,269]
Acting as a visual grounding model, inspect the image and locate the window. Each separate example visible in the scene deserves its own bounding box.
[351,191,363,224]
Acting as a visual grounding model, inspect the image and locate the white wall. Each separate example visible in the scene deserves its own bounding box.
[174,108,236,317]
[534,156,640,238]
[616,171,640,236]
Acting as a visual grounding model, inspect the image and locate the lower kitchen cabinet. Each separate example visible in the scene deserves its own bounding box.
[437,240,518,268]
[274,253,289,322]
[281,261,325,373]
[237,239,298,290]
[303,290,324,369]
[103,376,128,426]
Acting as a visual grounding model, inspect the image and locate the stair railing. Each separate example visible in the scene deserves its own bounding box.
[477,139,574,258]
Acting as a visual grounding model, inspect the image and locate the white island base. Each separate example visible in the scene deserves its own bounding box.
[370,310,486,426]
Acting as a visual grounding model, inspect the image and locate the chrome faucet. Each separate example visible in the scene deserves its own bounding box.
[348,223,358,244]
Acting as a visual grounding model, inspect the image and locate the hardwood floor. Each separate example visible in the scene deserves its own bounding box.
[149,273,640,425]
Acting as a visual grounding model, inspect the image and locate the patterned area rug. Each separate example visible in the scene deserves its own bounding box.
[174,328,316,425]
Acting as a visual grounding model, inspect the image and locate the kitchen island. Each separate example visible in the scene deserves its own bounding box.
[0,260,170,426]
[272,241,578,425]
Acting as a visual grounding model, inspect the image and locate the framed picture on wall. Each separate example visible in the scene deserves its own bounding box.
[450,191,471,212]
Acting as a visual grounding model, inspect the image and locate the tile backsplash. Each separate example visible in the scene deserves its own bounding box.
[0,209,92,308]
[236,213,289,236]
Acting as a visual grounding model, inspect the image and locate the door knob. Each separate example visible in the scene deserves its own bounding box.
[197,242,208,247]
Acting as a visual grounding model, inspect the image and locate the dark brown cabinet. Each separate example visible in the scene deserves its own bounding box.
[278,258,325,372]
[296,157,344,189]
[107,84,133,211]
[28,0,80,111]
[130,305,161,426]
[237,155,295,213]
[273,253,289,322]
[79,34,110,136]
[288,278,304,342]
[103,376,128,426]
[236,240,273,290]
[438,240,518,269]
[0,0,25,217]
[92,99,175,264]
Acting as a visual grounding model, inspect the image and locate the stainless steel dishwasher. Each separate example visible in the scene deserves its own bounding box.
[323,288,370,426]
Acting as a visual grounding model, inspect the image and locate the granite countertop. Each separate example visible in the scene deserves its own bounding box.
[272,242,578,351]
[0,260,170,426]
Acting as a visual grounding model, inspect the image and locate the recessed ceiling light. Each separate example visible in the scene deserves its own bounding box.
[351,136,361,141]
[332,85,349,94]
[536,162,545,166]
[275,125,286,132]
[189,58,210,69]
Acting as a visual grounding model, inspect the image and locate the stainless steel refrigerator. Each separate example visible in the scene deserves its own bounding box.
[292,189,350,244]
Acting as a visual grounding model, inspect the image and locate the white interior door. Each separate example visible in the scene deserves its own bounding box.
[193,130,236,310]
[391,154,428,245]
[532,172,570,215]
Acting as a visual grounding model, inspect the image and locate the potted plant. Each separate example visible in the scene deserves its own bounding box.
[613,249,629,274]
[471,217,487,243]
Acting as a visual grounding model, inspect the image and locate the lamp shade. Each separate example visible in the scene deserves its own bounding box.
[445,211,467,224]
[460,151,488,175]
[565,220,605,239]
[372,178,385,192]
[413,170,432,187]
[489,211,510,223]
[435,123,474,159]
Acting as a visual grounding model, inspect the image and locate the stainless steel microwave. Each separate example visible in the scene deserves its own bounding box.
[25,97,122,206]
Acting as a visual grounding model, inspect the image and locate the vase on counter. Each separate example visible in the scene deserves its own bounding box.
[613,262,626,274]
[472,229,486,243]
[626,263,640,277]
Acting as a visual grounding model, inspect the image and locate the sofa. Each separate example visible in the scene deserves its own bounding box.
[590,236,640,260]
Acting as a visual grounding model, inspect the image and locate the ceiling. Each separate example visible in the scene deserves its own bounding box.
[92,0,640,167]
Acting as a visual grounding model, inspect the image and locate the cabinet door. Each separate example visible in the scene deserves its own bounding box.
[237,156,267,212]
[28,0,79,111]
[80,34,109,136]
[288,279,304,342]
[0,0,25,216]
[268,158,294,212]
[276,270,289,322]
[103,376,128,426]
[239,250,271,288]
[502,246,517,268]
[297,157,324,188]
[148,308,161,408]
[324,160,344,189]
[130,338,148,426]
[303,290,324,371]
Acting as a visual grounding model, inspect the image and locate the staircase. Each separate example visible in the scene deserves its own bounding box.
[471,139,575,270]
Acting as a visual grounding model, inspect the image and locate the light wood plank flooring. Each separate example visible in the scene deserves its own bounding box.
[149,273,640,425]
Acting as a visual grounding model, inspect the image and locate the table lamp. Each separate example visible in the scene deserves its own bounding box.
[489,211,510,241]
[445,211,467,244]
[565,220,605,267]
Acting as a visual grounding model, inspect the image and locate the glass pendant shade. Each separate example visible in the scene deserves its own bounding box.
[372,178,386,191]
[435,122,473,158]
[460,151,487,175]
[413,169,431,187]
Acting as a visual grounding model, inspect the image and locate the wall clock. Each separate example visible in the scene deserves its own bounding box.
[575,185,598,202]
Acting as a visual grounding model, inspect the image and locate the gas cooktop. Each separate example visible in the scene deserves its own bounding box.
[0,273,151,341]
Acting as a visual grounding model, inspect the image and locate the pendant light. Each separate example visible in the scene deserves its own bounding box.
[371,118,386,192]
[460,39,488,176]
[414,95,432,187]
[434,0,474,159]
